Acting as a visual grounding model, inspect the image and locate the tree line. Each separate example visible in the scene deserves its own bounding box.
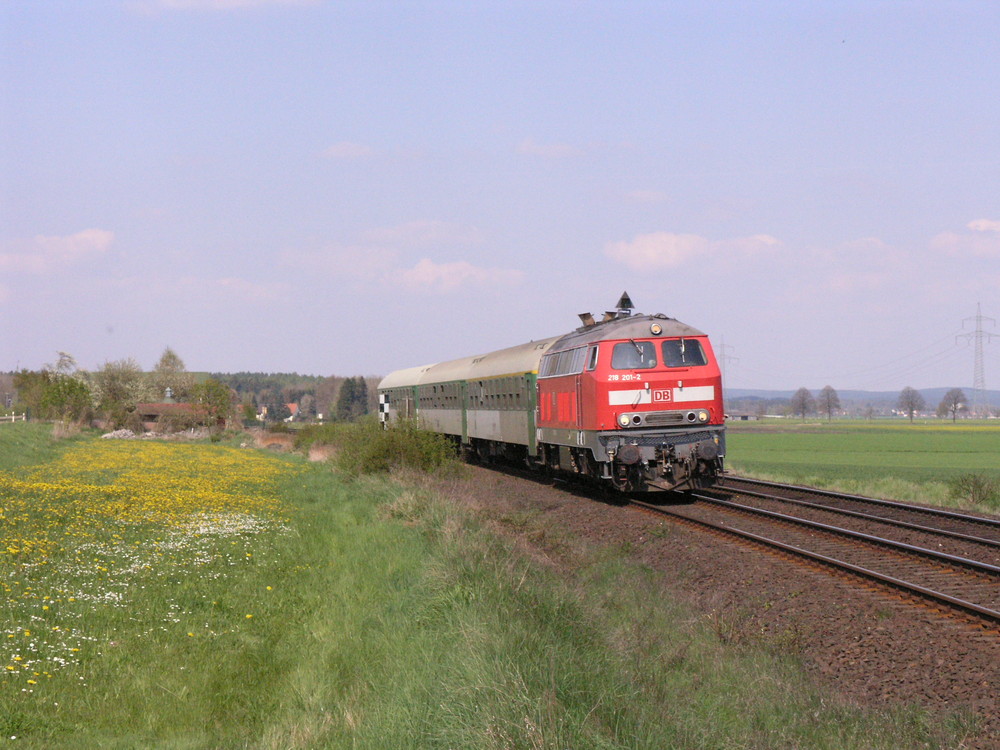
[4,349,379,430]
[782,385,972,422]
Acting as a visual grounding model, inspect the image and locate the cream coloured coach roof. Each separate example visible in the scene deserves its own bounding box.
[377,363,438,390]
[379,336,561,390]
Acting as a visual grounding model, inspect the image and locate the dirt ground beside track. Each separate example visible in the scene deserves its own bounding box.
[419,465,999,747]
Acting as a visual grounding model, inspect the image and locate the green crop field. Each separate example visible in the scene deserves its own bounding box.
[725,420,1000,509]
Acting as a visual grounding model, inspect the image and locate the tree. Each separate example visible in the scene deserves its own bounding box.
[93,358,151,428]
[40,376,91,422]
[298,393,316,420]
[937,388,967,422]
[817,385,840,421]
[259,390,291,423]
[789,387,815,420]
[191,378,234,428]
[335,376,369,421]
[11,353,92,422]
[12,369,49,418]
[897,386,926,423]
[152,347,194,402]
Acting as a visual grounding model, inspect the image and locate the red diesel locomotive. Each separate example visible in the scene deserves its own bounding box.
[378,294,725,492]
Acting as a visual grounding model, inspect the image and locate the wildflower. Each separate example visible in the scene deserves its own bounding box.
[245,614,252,619]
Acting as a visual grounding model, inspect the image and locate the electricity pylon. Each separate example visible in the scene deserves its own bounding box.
[958,303,997,418]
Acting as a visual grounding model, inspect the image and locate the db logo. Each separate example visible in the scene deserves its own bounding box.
[652,389,672,403]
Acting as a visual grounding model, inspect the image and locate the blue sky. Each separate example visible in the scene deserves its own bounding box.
[2,0,998,391]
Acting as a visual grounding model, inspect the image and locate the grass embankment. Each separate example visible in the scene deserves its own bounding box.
[0,422,978,747]
[726,420,1000,510]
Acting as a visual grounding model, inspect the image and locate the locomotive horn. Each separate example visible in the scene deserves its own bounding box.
[615,291,634,315]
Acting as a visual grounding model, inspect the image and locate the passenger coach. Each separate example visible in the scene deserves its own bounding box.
[378,294,725,492]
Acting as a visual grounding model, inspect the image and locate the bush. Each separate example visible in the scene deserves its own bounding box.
[296,418,460,477]
[947,473,1000,510]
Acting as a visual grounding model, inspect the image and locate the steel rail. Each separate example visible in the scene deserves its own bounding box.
[631,500,1000,627]
[722,475,1000,529]
[705,485,1000,548]
[691,493,1000,576]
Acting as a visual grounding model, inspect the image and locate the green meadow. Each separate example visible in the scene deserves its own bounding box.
[0,423,985,748]
[725,419,1000,509]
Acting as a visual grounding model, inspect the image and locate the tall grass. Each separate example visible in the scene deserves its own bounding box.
[295,418,462,477]
[0,422,85,472]
[0,424,980,747]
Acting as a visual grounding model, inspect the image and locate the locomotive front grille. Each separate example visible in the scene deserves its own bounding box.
[642,411,687,426]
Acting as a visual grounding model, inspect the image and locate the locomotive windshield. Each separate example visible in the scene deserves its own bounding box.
[661,338,708,367]
[611,341,657,369]
[611,338,709,369]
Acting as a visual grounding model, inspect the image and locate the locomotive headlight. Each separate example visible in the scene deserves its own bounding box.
[697,410,709,423]
[618,413,631,427]
[650,323,662,335]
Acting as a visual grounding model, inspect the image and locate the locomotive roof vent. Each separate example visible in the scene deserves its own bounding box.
[580,292,638,329]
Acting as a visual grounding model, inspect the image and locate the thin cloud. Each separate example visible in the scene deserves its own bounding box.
[0,229,114,274]
[605,231,779,270]
[281,219,484,281]
[929,219,1000,258]
[280,244,395,278]
[967,218,1000,233]
[827,271,892,293]
[393,258,523,292]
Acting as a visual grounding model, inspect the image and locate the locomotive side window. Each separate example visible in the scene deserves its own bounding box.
[661,338,708,367]
[611,341,657,370]
[586,345,599,371]
[539,347,587,378]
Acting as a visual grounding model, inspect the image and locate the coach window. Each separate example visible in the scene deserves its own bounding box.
[661,338,708,368]
[611,341,657,370]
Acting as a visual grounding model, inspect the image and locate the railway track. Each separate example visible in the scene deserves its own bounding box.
[719,475,1000,545]
[630,481,1000,632]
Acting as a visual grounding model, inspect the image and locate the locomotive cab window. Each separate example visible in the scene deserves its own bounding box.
[586,345,599,371]
[661,338,708,368]
[611,341,657,370]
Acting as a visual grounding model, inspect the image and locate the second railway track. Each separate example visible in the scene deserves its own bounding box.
[630,481,1000,632]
